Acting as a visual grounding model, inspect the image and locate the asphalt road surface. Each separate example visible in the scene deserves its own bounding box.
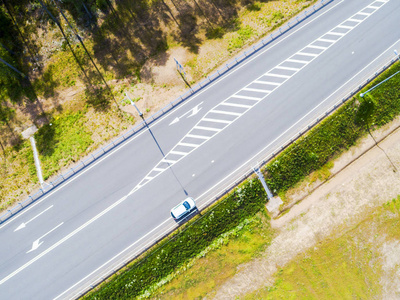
[1,0,399,298]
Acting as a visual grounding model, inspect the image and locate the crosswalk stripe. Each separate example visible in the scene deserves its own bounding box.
[161,158,176,164]
[348,18,363,23]
[221,102,253,108]
[202,118,231,124]
[178,142,200,148]
[337,25,354,30]
[286,58,309,64]
[327,31,346,36]
[265,72,291,78]
[186,134,210,139]
[254,80,280,85]
[153,167,166,172]
[307,44,327,50]
[318,38,336,43]
[242,87,272,93]
[275,65,301,71]
[194,126,221,132]
[296,51,319,57]
[231,94,262,100]
[170,150,188,156]
[357,12,371,16]
[210,109,242,116]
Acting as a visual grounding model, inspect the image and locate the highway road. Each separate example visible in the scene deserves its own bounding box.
[1,0,399,298]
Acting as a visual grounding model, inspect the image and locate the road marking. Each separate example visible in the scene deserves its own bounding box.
[266,73,291,78]
[296,51,319,56]
[231,94,262,100]
[202,118,231,124]
[153,167,166,172]
[169,102,203,125]
[220,102,253,109]
[286,58,309,64]
[194,126,221,132]
[14,205,53,232]
[26,222,63,254]
[318,38,336,43]
[210,109,242,116]
[337,24,354,30]
[326,31,346,36]
[186,134,209,140]
[348,18,363,23]
[170,150,188,156]
[254,80,280,85]
[242,87,272,93]
[307,44,328,50]
[358,11,371,16]
[161,158,176,164]
[275,65,301,71]
[178,142,200,148]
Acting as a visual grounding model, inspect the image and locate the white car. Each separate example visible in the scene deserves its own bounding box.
[171,197,196,221]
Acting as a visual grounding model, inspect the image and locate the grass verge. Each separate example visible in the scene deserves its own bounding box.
[245,196,400,299]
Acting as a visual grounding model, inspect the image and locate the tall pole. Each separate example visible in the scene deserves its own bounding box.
[125,92,143,118]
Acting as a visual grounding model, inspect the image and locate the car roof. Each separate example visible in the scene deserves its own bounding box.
[171,197,195,218]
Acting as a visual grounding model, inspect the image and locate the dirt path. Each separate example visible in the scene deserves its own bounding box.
[212,117,400,299]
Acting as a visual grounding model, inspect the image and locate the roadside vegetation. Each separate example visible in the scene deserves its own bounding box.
[82,60,400,298]
[0,0,315,212]
[245,196,400,299]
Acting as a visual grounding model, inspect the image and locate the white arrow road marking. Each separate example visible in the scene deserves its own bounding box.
[26,222,63,254]
[14,205,54,232]
[169,102,203,125]
[0,194,131,285]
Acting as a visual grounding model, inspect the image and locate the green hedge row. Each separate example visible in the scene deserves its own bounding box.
[265,62,400,194]
[84,179,267,299]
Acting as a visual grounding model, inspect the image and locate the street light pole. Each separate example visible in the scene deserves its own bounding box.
[125,92,143,119]
[360,50,400,98]
[395,49,400,63]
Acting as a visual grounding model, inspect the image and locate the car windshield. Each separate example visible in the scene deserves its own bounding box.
[183,201,190,210]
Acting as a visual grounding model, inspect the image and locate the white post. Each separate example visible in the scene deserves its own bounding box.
[29,136,45,187]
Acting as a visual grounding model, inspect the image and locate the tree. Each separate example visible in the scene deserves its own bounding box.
[356,95,397,172]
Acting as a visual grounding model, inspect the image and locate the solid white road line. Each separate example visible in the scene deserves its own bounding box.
[14,205,54,232]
